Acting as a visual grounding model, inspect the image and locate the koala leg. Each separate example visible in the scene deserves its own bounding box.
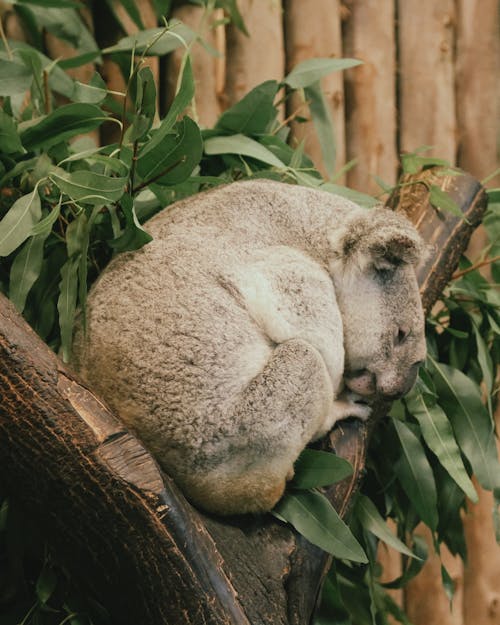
[182,338,335,515]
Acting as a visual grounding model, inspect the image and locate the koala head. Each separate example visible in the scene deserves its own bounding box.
[329,207,427,400]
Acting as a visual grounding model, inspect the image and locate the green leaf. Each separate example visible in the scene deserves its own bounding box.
[9,229,49,313]
[50,170,126,206]
[273,491,367,563]
[486,188,500,204]
[204,134,286,168]
[20,103,107,151]
[405,388,478,502]
[127,66,157,142]
[383,535,429,589]
[161,55,195,133]
[25,6,98,53]
[429,358,500,491]
[107,0,145,29]
[102,22,194,56]
[304,81,336,177]
[355,494,419,558]
[136,116,202,187]
[35,566,57,604]
[71,71,108,104]
[401,153,451,174]
[0,188,41,257]
[393,418,438,530]
[215,80,279,135]
[109,194,153,252]
[429,185,465,219]
[284,57,362,89]
[0,109,24,154]
[14,0,84,9]
[0,57,33,95]
[471,320,494,395]
[291,449,353,489]
[320,183,378,208]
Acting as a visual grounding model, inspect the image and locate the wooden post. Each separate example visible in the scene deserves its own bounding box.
[224,0,285,110]
[284,0,345,179]
[343,0,398,195]
[398,0,456,162]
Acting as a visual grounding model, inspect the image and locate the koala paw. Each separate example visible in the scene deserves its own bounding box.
[331,391,372,422]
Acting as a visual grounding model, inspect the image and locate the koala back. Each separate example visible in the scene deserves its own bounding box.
[72,179,426,514]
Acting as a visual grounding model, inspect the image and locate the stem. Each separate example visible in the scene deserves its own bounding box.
[132,156,186,194]
[452,254,500,279]
[0,16,12,60]
[129,140,139,193]
[272,100,311,134]
[43,69,51,114]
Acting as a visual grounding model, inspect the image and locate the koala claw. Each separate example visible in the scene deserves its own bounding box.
[331,391,372,423]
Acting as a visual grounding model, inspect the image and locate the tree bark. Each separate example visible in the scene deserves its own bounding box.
[284,0,345,179]
[0,169,487,624]
[343,0,398,195]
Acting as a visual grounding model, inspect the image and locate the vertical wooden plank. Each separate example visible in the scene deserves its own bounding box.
[165,6,225,128]
[463,465,500,625]
[456,0,499,182]
[398,0,456,162]
[284,0,345,179]
[404,525,464,625]
[343,0,397,195]
[224,0,285,109]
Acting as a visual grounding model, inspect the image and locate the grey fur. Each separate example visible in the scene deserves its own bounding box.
[72,180,426,514]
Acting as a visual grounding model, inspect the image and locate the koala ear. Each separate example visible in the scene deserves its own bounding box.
[328,207,425,273]
[369,230,424,271]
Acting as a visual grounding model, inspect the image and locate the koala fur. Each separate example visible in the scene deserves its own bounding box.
[72,180,427,515]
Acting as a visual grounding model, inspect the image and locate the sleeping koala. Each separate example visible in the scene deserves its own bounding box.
[72,180,427,515]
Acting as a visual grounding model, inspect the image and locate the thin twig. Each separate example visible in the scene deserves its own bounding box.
[452,254,500,279]
[0,17,12,60]
[43,69,51,114]
[272,100,311,135]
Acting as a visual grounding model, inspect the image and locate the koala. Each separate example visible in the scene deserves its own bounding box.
[72,180,427,515]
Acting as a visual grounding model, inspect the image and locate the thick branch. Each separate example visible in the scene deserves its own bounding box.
[0,168,487,625]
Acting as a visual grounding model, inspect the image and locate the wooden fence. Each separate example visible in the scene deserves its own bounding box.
[4,1,500,624]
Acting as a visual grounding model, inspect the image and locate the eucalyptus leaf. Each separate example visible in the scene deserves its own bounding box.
[204,134,286,168]
[215,80,279,135]
[102,22,194,56]
[136,116,202,186]
[321,183,378,208]
[50,170,126,206]
[20,103,107,150]
[393,418,438,530]
[35,566,57,605]
[26,6,98,53]
[291,449,353,490]
[109,194,153,252]
[160,55,195,134]
[0,109,24,154]
[9,229,49,313]
[0,58,33,96]
[273,491,367,563]
[284,57,362,89]
[429,358,500,491]
[429,186,465,220]
[304,81,336,177]
[405,389,478,502]
[0,188,41,257]
[72,72,108,104]
[356,494,418,558]
[58,256,79,362]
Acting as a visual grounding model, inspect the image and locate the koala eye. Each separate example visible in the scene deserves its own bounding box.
[373,264,395,282]
[395,326,411,346]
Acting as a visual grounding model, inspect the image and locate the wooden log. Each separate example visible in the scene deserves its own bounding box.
[165,5,224,127]
[398,0,457,162]
[343,0,398,195]
[224,0,285,110]
[0,170,487,624]
[284,0,345,179]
